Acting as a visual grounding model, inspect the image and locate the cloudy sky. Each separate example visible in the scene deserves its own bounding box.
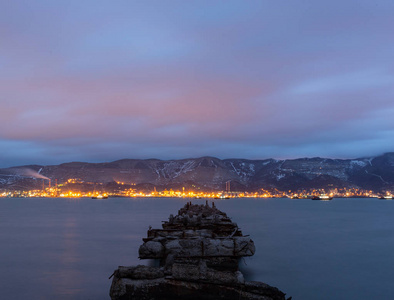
[1,0,394,167]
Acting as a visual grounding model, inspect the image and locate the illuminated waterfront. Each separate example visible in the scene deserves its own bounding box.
[0,178,389,199]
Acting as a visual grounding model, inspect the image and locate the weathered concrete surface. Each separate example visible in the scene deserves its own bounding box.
[140,237,256,260]
[110,202,289,300]
[110,268,286,300]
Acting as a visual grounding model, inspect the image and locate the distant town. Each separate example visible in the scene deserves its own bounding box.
[1,154,394,199]
[0,177,390,199]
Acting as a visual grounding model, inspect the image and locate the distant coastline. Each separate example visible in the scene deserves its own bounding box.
[1,153,394,198]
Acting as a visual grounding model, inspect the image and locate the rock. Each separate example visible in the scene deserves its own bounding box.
[234,236,256,256]
[110,202,289,300]
[116,265,165,280]
[203,238,234,257]
[138,240,164,258]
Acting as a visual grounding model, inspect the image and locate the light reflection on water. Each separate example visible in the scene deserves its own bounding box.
[1,197,394,300]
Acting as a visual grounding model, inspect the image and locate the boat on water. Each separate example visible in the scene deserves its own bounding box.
[378,195,393,200]
[214,194,230,199]
[92,194,108,199]
[312,195,333,201]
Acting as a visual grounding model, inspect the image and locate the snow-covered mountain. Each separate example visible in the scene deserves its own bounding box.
[1,153,394,192]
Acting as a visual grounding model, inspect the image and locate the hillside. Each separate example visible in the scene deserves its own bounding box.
[1,153,394,192]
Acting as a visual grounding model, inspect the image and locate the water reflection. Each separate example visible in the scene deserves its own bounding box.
[55,216,83,296]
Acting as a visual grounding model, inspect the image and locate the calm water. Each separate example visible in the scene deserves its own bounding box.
[1,197,394,300]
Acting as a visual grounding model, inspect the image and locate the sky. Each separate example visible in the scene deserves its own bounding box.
[1,0,394,167]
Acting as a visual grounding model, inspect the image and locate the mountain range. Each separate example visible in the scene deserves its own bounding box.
[1,153,394,192]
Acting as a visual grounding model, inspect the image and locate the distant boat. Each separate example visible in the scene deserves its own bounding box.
[378,195,393,200]
[312,195,333,201]
[92,194,108,199]
[214,194,230,199]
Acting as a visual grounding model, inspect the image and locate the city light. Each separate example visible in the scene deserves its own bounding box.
[0,178,389,199]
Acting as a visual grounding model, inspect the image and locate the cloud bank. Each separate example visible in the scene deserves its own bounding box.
[1,1,394,167]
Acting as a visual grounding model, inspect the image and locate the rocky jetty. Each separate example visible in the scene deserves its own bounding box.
[109,201,288,300]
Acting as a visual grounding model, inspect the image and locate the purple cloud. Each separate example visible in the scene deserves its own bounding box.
[1,1,394,167]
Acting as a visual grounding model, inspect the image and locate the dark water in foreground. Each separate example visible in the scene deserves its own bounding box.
[1,197,394,300]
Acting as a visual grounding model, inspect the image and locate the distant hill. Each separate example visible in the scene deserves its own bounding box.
[1,153,394,192]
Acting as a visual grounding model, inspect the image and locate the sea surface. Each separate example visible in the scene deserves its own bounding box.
[1,197,394,300]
